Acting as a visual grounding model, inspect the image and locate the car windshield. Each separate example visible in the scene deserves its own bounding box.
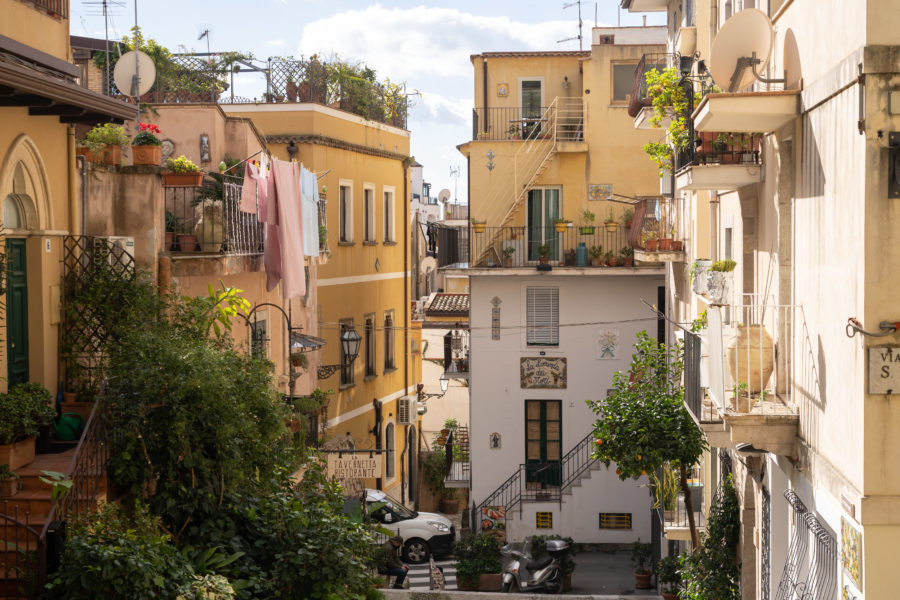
[371,490,417,519]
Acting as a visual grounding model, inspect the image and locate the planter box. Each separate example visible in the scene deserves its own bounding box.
[132,144,162,166]
[0,476,18,498]
[162,172,204,187]
[706,271,733,305]
[96,145,122,166]
[0,437,36,470]
[478,573,503,591]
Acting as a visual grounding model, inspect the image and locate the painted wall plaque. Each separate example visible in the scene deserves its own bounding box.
[588,183,612,201]
[841,517,862,592]
[520,357,567,389]
[596,329,620,359]
[867,345,900,394]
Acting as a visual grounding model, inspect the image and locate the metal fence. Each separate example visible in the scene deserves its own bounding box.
[676,132,763,171]
[775,490,838,600]
[30,0,66,17]
[468,225,631,268]
[165,181,263,255]
[472,99,584,142]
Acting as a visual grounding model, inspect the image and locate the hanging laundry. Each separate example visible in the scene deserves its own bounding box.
[269,158,306,299]
[300,165,320,258]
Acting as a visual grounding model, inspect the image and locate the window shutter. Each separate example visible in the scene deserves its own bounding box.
[527,287,559,345]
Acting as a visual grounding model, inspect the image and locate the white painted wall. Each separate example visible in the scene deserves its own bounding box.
[420,328,469,441]
[468,272,664,543]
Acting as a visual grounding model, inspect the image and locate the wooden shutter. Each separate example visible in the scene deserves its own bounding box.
[527,287,559,345]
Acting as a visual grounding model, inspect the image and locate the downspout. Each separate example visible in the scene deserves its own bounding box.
[709,0,717,59]
[482,57,488,132]
[66,126,79,235]
[402,157,410,504]
[373,399,383,491]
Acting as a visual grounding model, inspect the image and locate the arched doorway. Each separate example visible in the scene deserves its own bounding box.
[407,425,417,504]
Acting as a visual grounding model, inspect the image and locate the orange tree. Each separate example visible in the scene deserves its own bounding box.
[588,331,707,548]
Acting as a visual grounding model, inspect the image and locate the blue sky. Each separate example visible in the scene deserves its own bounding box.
[71,1,663,202]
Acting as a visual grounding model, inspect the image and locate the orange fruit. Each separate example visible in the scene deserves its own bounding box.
[641,469,647,475]
[595,439,604,445]
[616,468,622,475]
[637,454,642,461]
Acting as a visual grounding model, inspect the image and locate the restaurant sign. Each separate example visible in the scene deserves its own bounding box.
[327,453,382,479]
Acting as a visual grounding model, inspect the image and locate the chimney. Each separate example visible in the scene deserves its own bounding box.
[643,15,647,27]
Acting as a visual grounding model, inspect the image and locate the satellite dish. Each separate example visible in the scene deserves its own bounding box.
[113,50,156,97]
[420,256,437,275]
[709,9,775,93]
[438,189,451,204]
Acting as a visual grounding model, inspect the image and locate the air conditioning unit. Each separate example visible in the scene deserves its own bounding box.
[93,236,135,274]
[396,396,416,425]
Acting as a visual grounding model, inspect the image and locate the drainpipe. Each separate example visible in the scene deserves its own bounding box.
[373,399,383,491]
[482,57,488,132]
[709,0,718,59]
[67,126,79,234]
[402,157,410,503]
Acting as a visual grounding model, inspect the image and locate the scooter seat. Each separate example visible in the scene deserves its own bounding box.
[526,556,553,571]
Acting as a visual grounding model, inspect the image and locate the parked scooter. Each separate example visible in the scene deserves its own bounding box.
[500,537,569,593]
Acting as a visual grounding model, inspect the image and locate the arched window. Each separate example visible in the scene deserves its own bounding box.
[3,195,26,228]
[385,422,395,479]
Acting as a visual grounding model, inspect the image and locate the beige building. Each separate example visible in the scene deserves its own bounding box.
[623,0,900,597]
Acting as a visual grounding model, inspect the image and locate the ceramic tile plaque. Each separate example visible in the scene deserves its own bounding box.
[841,517,862,592]
[588,183,612,201]
[520,357,567,389]
[867,345,900,394]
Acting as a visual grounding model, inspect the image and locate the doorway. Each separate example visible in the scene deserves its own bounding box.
[525,400,561,487]
[527,188,561,262]
[6,238,28,387]
[520,79,544,138]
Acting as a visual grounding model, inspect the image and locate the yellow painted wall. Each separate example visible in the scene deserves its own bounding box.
[1,0,71,61]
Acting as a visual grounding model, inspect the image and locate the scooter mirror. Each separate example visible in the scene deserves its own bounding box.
[383,513,393,523]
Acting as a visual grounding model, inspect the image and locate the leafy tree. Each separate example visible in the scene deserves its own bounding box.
[589,331,708,547]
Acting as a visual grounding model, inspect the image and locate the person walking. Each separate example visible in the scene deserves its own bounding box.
[384,535,410,589]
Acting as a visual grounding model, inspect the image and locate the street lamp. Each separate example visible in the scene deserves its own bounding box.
[417,373,449,401]
[317,326,362,379]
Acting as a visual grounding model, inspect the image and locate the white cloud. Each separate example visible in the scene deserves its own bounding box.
[415,91,471,127]
[267,39,287,47]
[296,5,575,81]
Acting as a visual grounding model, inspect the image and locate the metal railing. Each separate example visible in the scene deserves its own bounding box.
[775,490,838,600]
[468,225,631,268]
[676,132,763,172]
[27,0,67,17]
[471,431,599,529]
[165,181,264,255]
[0,503,42,600]
[435,225,468,268]
[472,99,584,143]
[444,427,470,485]
[627,53,675,118]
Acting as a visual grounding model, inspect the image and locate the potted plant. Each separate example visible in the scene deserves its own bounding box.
[507,125,521,140]
[707,259,736,304]
[624,208,634,229]
[0,463,19,498]
[553,218,570,233]
[603,250,616,267]
[290,351,309,370]
[132,122,163,165]
[657,554,681,600]
[471,218,486,234]
[477,131,491,140]
[453,533,503,591]
[621,246,634,267]
[0,383,55,470]
[164,211,178,251]
[630,539,652,589]
[501,245,516,267]
[538,244,552,264]
[174,216,198,252]
[578,208,595,235]
[589,245,603,267]
[641,231,659,252]
[83,123,129,165]
[671,224,684,251]
[690,259,713,296]
[163,155,203,187]
[604,209,619,233]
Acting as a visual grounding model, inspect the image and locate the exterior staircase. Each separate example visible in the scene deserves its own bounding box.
[472,431,599,527]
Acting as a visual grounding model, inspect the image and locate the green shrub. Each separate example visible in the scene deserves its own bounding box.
[0,382,55,445]
[44,503,195,600]
[83,123,130,152]
[453,533,502,588]
[710,259,737,272]
[167,155,201,173]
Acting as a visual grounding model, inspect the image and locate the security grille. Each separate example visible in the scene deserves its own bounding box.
[535,512,553,529]
[599,512,633,530]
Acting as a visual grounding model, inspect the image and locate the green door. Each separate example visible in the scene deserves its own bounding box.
[527,189,561,262]
[525,400,561,487]
[6,239,28,386]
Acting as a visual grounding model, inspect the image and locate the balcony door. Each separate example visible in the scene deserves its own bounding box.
[525,400,561,487]
[6,238,28,387]
[527,188,560,262]
[519,79,544,138]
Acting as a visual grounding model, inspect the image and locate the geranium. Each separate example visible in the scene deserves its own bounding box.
[133,122,162,146]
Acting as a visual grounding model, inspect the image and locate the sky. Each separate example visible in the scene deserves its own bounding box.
[70,1,663,203]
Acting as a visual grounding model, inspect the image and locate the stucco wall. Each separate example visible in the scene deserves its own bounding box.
[1,0,71,61]
[469,272,663,543]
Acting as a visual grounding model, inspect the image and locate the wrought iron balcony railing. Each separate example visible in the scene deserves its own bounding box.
[676,132,763,172]
[467,225,632,268]
[627,53,676,118]
[472,99,584,142]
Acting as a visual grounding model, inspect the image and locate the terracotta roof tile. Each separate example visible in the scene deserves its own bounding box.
[427,293,470,315]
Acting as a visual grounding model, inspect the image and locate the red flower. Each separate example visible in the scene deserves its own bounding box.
[138,122,161,134]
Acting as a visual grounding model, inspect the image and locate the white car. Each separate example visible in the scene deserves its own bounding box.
[366,488,455,564]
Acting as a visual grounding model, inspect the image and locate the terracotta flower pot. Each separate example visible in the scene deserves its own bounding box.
[623,257,634,267]
[0,437,36,470]
[75,147,93,161]
[662,592,679,600]
[0,476,19,498]
[97,145,122,165]
[645,238,658,251]
[176,233,198,252]
[634,571,652,589]
[590,258,603,267]
[163,172,204,187]
[165,232,175,251]
[132,144,162,166]
[658,238,673,251]
[672,240,684,251]
[478,573,503,591]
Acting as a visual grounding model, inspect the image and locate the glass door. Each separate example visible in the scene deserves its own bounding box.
[520,80,543,138]
[527,188,561,262]
[525,400,562,487]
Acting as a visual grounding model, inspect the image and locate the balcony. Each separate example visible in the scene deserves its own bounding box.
[653,469,706,542]
[443,426,470,488]
[26,0,68,17]
[704,304,802,456]
[627,53,676,123]
[692,91,800,134]
[471,98,584,145]
[443,330,470,381]
[631,196,687,263]
[675,131,764,191]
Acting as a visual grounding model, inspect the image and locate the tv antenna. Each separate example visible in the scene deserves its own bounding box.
[709,8,786,93]
[557,0,583,51]
[448,166,460,203]
[198,28,211,55]
[83,0,126,96]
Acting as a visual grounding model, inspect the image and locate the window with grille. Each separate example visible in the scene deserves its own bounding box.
[384,311,396,371]
[536,512,553,529]
[363,186,376,242]
[383,188,395,242]
[365,315,376,377]
[339,183,353,243]
[527,287,559,346]
[340,319,354,385]
[599,513,633,529]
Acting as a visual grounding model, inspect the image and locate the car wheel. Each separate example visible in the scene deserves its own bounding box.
[403,538,430,564]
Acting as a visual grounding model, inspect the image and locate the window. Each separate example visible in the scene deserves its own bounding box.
[599,513,633,529]
[612,63,638,103]
[363,185,376,242]
[383,187,395,242]
[365,314,376,378]
[384,311,396,371]
[526,287,559,346]
[339,182,353,243]
[250,313,268,358]
[340,319,354,386]
[536,512,553,529]
[385,423,395,478]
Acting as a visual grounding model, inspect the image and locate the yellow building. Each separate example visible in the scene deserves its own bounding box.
[223,102,422,504]
[0,0,131,391]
